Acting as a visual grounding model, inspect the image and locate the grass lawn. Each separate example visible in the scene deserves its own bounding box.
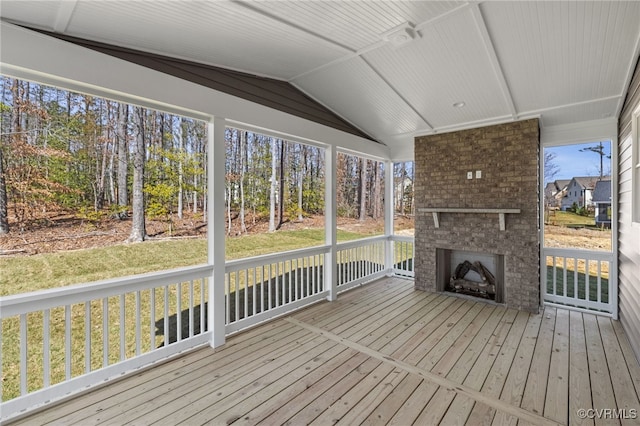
[1,228,387,401]
[547,210,595,227]
[1,228,368,296]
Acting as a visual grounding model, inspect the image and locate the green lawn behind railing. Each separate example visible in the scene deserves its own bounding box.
[2,229,412,402]
[545,265,609,305]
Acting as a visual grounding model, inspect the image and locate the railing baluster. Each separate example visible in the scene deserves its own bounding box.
[585,260,590,301]
[552,256,557,296]
[288,260,293,303]
[337,251,342,286]
[244,269,249,319]
[234,272,240,321]
[252,267,257,315]
[43,309,50,388]
[225,273,230,324]
[200,280,205,333]
[307,256,311,296]
[135,290,141,356]
[597,261,603,303]
[177,282,182,342]
[275,263,280,308]
[163,286,169,347]
[150,289,156,350]
[85,302,91,374]
[562,257,568,297]
[20,313,27,395]
[120,295,125,361]
[65,305,71,380]
[103,298,108,367]
[260,265,265,313]
[294,259,299,301]
[268,264,273,310]
[573,257,578,299]
[189,280,194,338]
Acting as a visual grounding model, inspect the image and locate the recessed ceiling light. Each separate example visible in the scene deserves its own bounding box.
[453,102,466,108]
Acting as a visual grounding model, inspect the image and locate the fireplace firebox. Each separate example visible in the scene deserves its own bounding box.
[436,249,504,303]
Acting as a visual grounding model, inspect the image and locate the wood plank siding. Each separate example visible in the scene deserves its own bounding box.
[29,29,375,142]
[10,278,640,425]
[618,54,640,365]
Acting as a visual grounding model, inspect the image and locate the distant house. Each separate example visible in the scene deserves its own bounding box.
[560,176,608,211]
[592,180,612,228]
[544,179,570,209]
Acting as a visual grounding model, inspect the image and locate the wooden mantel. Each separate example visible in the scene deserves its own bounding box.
[418,208,521,231]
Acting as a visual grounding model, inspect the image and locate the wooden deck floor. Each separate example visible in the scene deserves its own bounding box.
[11,278,640,425]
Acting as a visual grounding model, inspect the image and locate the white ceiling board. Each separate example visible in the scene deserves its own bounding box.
[293,56,429,140]
[363,7,512,130]
[2,1,639,149]
[244,0,465,52]
[63,1,348,80]
[0,0,62,29]
[481,1,640,113]
[535,97,620,129]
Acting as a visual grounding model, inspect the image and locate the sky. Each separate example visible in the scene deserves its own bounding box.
[545,141,612,183]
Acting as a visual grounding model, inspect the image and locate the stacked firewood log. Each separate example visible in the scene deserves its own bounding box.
[449,260,496,299]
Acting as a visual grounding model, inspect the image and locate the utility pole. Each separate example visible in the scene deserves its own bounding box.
[579,141,611,180]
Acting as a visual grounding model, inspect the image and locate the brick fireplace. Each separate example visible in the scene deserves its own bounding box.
[414,119,540,313]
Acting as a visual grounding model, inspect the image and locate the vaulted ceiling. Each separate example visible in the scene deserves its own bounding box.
[2,1,640,151]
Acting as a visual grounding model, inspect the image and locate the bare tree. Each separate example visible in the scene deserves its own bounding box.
[239,130,247,234]
[358,158,367,221]
[0,146,8,234]
[117,103,128,212]
[277,139,286,229]
[128,107,146,242]
[269,137,277,232]
[544,151,559,184]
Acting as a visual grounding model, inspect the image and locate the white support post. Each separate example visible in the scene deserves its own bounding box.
[208,116,226,348]
[384,160,395,275]
[325,145,337,301]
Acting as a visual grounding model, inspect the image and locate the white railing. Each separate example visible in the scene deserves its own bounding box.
[392,235,415,277]
[224,246,330,334]
[543,247,616,316]
[336,236,388,291]
[0,235,419,421]
[0,265,213,419]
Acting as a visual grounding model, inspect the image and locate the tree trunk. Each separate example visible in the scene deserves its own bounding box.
[277,140,286,229]
[128,107,146,242]
[177,117,185,219]
[239,131,247,233]
[372,162,381,220]
[0,147,9,234]
[117,103,128,210]
[399,163,406,215]
[269,137,277,232]
[297,146,304,222]
[358,158,367,221]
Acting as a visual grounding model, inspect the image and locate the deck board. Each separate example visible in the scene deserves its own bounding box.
[9,277,640,426]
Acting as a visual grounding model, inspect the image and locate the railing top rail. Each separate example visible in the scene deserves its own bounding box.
[390,234,415,242]
[0,264,214,318]
[543,247,613,261]
[225,244,330,271]
[335,235,388,250]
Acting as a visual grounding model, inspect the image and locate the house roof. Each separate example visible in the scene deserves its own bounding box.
[555,180,571,191]
[570,176,610,190]
[1,1,639,156]
[592,180,612,202]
